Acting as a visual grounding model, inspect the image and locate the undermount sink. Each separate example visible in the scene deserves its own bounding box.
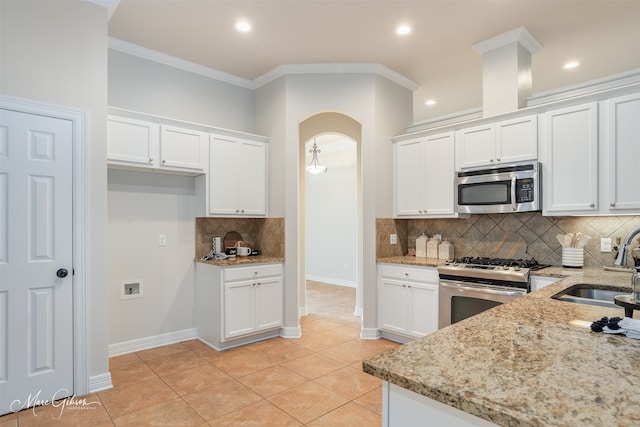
[552,284,630,309]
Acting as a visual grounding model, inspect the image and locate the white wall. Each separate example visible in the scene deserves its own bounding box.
[0,1,110,380]
[107,170,197,347]
[108,49,255,133]
[305,139,357,287]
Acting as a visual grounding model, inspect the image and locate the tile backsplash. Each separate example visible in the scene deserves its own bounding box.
[195,217,285,258]
[377,214,640,267]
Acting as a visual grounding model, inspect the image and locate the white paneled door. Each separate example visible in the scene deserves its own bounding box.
[0,109,74,415]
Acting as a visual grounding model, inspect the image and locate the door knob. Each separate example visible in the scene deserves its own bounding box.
[56,268,69,278]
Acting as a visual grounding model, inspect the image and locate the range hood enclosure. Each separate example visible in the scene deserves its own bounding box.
[473,27,542,117]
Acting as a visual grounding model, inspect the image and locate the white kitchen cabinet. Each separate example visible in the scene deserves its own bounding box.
[457,115,538,169]
[209,135,268,216]
[195,262,283,350]
[530,276,559,292]
[378,264,438,342]
[539,103,599,215]
[107,115,208,175]
[394,132,456,217]
[605,92,640,212]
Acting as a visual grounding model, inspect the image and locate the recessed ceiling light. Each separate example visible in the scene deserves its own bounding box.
[425,99,436,106]
[235,21,252,32]
[395,25,412,36]
[563,61,580,70]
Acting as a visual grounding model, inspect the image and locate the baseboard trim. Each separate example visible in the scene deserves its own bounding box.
[360,327,382,340]
[108,328,198,357]
[299,305,308,316]
[89,372,113,393]
[280,326,302,339]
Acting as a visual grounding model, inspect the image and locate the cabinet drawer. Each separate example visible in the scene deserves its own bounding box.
[224,263,283,282]
[378,264,438,283]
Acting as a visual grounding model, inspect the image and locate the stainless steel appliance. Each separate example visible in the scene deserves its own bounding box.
[437,257,546,328]
[455,162,541,214]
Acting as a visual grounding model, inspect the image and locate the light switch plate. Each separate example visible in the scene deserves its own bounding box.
[159,234,167,246]
[390,234,397,245]
[600,237,612,252]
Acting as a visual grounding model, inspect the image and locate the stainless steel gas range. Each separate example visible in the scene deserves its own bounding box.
[437,257,548,329]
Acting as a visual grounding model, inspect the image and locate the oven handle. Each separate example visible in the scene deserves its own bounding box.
[440,280,526,297]
[511,175,517,211]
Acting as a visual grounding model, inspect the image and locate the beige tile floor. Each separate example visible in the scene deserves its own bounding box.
[1,281,400,426]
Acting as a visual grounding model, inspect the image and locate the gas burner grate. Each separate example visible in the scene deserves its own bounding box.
[453,257,548,270]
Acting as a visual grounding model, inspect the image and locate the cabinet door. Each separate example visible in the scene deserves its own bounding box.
[224,281,255,339]
[607,93,640,211]
[379,279,409,334]
[255,277,283,331]
[239,140,268,216]
[407,284,438,337]
[496,115,538,164]
[159,125,208,173]
[457,124,495,169]
[209,136,240,215]
[394,138,424,216]
[541,103,599,215]
[107,116,158,167]
[423,133,455,215]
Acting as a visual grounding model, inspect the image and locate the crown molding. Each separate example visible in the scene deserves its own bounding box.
[253,63,420,91]
[108,38,419,92]
[473,26,542,55]
[108,37,255,89]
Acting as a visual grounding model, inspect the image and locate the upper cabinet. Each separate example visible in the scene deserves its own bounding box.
[457,115,538,169]
[394,132,456,218]
[605,92,640,212]
[208,135,268,217]
[107,115,208,175]
[539,103,599,215]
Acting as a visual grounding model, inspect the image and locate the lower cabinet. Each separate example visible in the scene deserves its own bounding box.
[195,262,283,350]
[378,264,439,342]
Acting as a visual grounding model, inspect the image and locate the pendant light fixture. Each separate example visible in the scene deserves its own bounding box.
[306,139,327,174]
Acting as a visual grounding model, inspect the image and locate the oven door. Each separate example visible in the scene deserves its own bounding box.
[438,280,526,329]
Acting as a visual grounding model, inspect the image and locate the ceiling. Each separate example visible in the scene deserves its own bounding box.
[108,1,640,123]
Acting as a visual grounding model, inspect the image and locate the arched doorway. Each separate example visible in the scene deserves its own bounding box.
[299,113,363,322]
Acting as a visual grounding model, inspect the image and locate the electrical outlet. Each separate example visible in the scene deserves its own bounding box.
[390,234,397,245]
[159,234,166,246]
[600,237,612,252]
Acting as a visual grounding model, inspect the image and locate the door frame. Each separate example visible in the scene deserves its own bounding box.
[1,95,89,396]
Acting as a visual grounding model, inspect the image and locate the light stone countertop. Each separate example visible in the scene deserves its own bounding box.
[363,267,640,427]
[195,255,284,267]
[376,256,444,267]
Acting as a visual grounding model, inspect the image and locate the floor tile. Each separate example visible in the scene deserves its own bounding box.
[182,380,262,421]
[112,398,204,426]
[180,339,214,355]
[109,361,157,388]
[353,386,383,415]
[313,366,381,400]
[302,318,346,333]
[99,377,178,419]
[291,330,346,352]
[245,339,311,362]
[208,399,301,426]
[319,341,378,365]
[210,349,281,378]
[282,353,345,379]
[145,350,208,377]
[162,364,231,396]
[109,352,143,369]
[237,365,308,398]
[268,382,349,424]
[306,401,381,426]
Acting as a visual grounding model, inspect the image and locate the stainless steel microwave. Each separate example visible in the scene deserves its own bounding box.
[455,162,541,214]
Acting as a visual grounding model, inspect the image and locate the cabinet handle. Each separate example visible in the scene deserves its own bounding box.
[257,282,261,286]
[610,202,616,207]
[149,158,153,163]
[254,272,258,275]
[252,283,256,287]
[590,203,595,208]
[496,158,501,162]
[489,159,494,163]
[404,273,409,277]
[236,209,240,213]
[162,159,166,164]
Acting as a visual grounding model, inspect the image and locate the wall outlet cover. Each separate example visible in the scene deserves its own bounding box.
[600,237,612,253]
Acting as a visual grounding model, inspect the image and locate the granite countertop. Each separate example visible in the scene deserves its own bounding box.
[377,255,444,267]
[195,255,284,267]
[363,267,640,426]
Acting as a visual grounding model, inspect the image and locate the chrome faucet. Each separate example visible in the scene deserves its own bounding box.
[613,226,640,268]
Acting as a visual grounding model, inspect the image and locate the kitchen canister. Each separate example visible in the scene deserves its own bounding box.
[438,240,454,260]
[415,233,428,258]
[562,247,584,268]
[427,237,439,259]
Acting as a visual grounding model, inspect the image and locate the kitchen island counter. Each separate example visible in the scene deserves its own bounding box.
[195,255,284,267]
[363,267,640,426]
